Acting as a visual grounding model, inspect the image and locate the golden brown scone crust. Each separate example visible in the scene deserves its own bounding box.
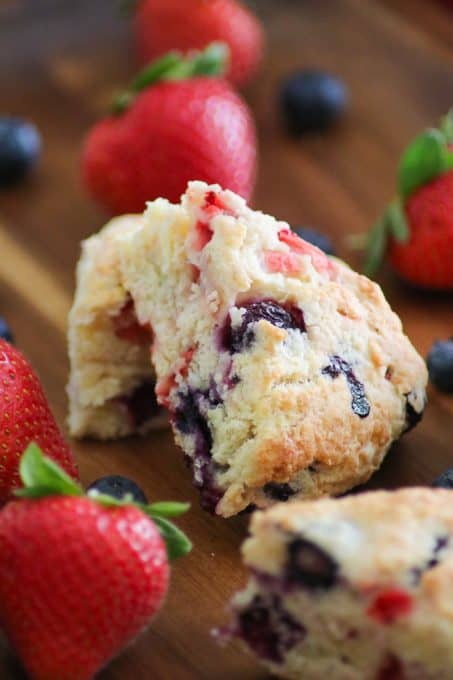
[121,182,427,516]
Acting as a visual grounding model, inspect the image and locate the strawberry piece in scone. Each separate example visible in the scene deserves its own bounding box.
[221,489,453,679]
[121,182,426,517]
[67,215,166,439]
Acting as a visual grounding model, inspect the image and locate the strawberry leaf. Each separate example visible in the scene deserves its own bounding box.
[188,42,229,78]
[440,109,453,144]
[363,198,409,277]
[363,215,389,277]
[398,128,453,201]
[386,199,408,243]
[148,515,192,561]
[147,501,191,517]
[130,52,182,92]
[112,43,229,114]
[87,491,191,560]
[16,445,192,561]
[15,443,83,499]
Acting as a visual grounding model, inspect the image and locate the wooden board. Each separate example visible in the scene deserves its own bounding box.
[0,1,452,677]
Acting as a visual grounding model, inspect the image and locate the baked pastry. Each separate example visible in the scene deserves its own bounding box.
[121,181,427,516]
[222,488,453,679]
[67,214,165,439]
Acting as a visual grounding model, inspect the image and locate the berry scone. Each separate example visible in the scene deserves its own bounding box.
[121,181,427,516]
[67,214,166,439]
[221,489,453,679]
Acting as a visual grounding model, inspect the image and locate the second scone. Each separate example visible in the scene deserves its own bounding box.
[121,181,427,517]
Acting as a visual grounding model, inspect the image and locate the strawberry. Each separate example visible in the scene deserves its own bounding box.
[364,111,453,290]
[0,339,78,503]
[0,444,191,680]
[133,0,264,88]
[82,44,257,214]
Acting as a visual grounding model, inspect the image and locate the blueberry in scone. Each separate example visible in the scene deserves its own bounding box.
[67,214,166,439]
[221,489,453,679]
[121,181,427,516]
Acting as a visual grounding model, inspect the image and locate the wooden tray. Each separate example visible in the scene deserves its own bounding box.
[0,1,452,677]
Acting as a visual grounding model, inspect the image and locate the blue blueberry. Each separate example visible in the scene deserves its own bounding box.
[0,117,41,188]
[0,317,13,343]
[263,482,295,502]
[286,538,338,589]
[237,594,305,663]
[280,71,348,135]
[432,469,453,489]
[174,389,224,513]
[119,380,160,428]
[292,226,335,255]
[322,355,370,418]
[427,339,453,393]
[87,475,148,504]
[223,299,306,354]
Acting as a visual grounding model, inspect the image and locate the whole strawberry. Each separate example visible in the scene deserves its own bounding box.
[0,444,191,680]
[82,44,257,214]
[364,111,453,290]
[0,339,78,503]
[133,0,264,88]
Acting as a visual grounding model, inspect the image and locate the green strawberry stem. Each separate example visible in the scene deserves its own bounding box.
[112,42,230,114]
[16,444,192,561]
[363,199,408,277]
[361,110,453,276]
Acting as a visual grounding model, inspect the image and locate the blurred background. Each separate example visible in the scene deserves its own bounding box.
[1,0,452,301]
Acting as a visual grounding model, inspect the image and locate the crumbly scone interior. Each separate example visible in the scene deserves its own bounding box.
[67,215,160,439]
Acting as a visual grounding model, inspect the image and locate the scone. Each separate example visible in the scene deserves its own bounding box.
[222,489,453,679]
[121,181,427,516]
[67,214,166,439]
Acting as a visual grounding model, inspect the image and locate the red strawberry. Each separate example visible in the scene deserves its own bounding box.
[0,444,191,680]
[0,339,78,503]
[133,0,264,88]
[364,112,453,290]
[388,170,453,289]
[82,44,257,214]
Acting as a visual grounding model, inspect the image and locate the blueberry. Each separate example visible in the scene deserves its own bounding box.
[291,226,335,255]
[0,317,13,343]
[237,594,305,663]
[432,469,453,489]
[427,339,453,393]
[0,117,41,188]
[322,355,370,418]
[174,389,224,513]
[280,71,348,135]
[286,538,338,589]
[119,380,161,428]
[223,299,306,354]
[87,475,148,504]
[377,655,404,680]
[263,482,295,502]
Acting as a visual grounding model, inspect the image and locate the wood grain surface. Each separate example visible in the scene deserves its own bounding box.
[0,1,452,678]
